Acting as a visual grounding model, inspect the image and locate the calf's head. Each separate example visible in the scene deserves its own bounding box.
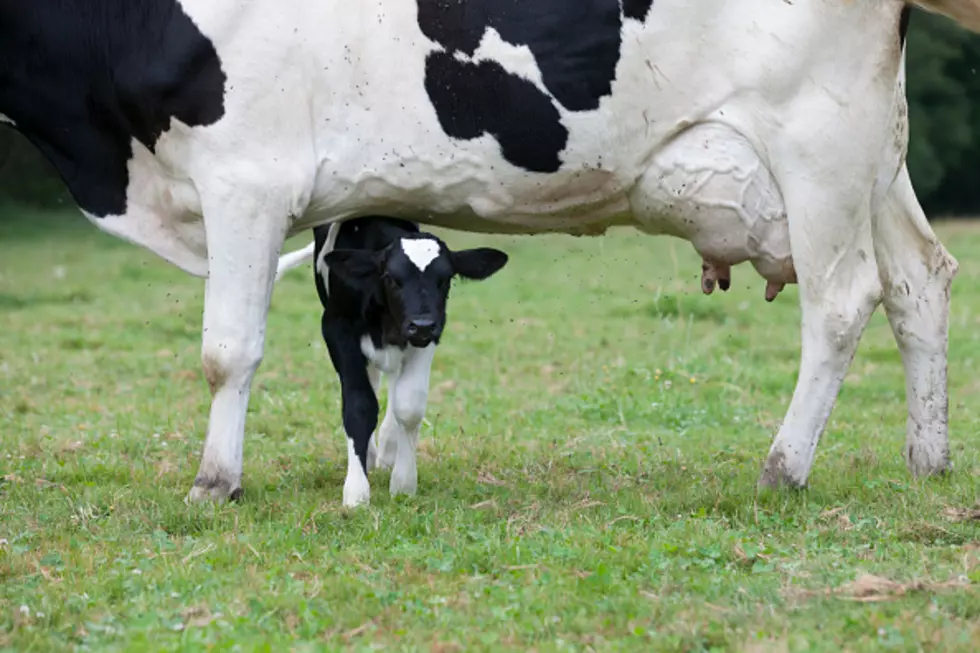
[325,234,508,347]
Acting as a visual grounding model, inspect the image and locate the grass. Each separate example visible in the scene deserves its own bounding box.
[2,206,980,652]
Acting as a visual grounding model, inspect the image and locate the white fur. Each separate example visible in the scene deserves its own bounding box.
[0,114,14,127]
[360,336,404,375]
[401,238,441,272]
[274,241,315,281]
[12,0,957,500]
[385,345,436,497]
[343,437,371,507]
[365,364,382,471]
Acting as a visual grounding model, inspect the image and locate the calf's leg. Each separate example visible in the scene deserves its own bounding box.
[873,165,957,477]
[322,315,379,507]
[366,364,382,471]
[374,394,400,471]
[385,345,437,497]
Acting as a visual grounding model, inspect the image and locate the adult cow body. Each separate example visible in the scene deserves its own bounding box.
[0,0,974,502]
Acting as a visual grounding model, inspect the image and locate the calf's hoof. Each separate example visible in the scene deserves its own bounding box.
[389,472,418,498]
[343,475,371,509]
[185,475,243,504]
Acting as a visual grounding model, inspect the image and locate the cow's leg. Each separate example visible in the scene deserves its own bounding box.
[385,345,436,497]
[759,169,884,489]
[186,203,288,503]
[873,165,957,477]
[321,314,379,507]
[628,121,859,487]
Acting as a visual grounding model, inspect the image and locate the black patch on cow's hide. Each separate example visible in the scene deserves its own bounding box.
[0,1,226,218]
[424,53,569,173]
[622,0,655,23]
[416,0,654,173]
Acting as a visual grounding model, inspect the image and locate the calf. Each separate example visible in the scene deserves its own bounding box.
[302,217,508,507]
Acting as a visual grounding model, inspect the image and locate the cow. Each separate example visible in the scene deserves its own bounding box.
[1,0,976,505]
[283,217,507,507]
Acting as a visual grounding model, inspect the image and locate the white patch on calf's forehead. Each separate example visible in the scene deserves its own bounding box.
[400,238,441,272]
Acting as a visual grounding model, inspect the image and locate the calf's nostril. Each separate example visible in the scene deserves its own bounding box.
[410,319,435,334]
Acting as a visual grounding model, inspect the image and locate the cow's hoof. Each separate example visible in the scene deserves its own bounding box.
[757,451,807,491]
[185,475,243,504]
[906,446,952,479]
[907,458,952,479]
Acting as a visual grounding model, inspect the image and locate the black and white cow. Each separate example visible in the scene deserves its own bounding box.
[291,217,507,507]
[2,0,978,503]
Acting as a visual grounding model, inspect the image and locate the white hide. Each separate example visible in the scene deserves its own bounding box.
[46,0,958,500]
[0,114,14,126]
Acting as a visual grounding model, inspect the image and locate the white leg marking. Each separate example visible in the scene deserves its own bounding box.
[874,166,957,477]
[366,364,382,472]
[360,336,403,374]
[343,437,371,508]
[187,196,289,503]
[375,379,400,471]
[400,238,440,272]
[388,345,436,497]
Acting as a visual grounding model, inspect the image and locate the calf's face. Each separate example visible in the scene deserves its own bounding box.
[325,235,508,347]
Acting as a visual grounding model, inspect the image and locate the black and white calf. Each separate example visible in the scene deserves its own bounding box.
[295,217,508,507]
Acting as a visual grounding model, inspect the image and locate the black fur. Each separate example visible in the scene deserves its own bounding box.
[0,0,226,217]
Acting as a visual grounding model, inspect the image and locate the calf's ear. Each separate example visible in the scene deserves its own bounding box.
[452,248,509,281]
[324,249,380,288]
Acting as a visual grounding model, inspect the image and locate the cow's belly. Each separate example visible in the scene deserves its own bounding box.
[97,0,896,277]
[296,0,748,233]
[293,0,882,255]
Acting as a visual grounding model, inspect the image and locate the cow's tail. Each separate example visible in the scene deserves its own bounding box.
[275,241,316,282]
[908,0,980,32]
